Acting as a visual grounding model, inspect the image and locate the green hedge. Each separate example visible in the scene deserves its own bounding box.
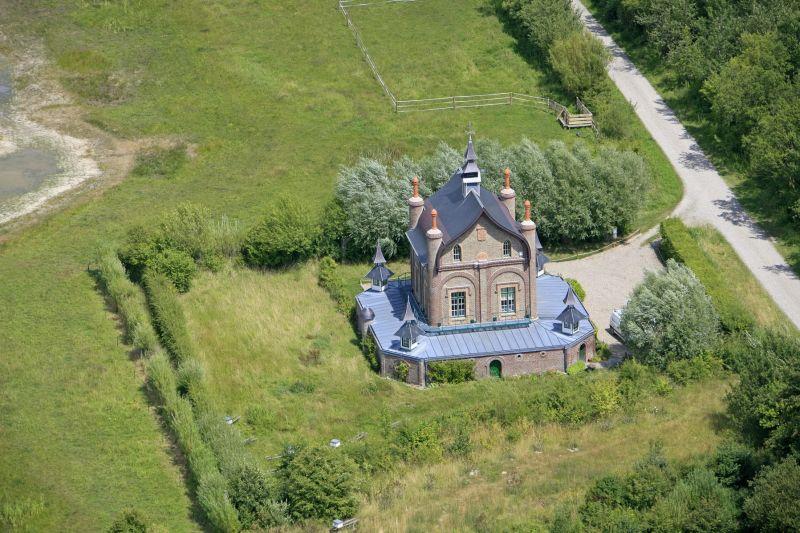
[317,257,353,315]
[660,218,754,332]
[142,271,195,365]
[427,360,475,384]
[147,353,240,532]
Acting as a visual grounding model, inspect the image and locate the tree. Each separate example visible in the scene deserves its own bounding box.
[334,158,410,259]
[549,31,610,96]
[702,33,792,142]
[145,248,197,293]
[278,445,359,522]
[745,94,800,190]
[501,0,581,55]
[744,456,800,532]
[228,465,288,529]
[242,197,316,268]
[621,260,720,369]
[633,0,699,55]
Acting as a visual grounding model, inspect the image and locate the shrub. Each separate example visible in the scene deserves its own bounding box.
[142,271,194,365]
[546,376,597,424]
[395,421,443,463]
[278,445,359,522]
[621,259,720,369]
[228,465,288,529]
[649,468,738,532]
[145,248,197,293]
[565,278,586,300]
[744,456,800,532]
[711,441,760,490]
[660,218,755,332]
[318,257,351,315]
[242,197,316,268]
[427,360,475,384]
[589,376,621,416]
[665,354,724,385]
[500,0,582,56]
[549,31,610,96]
[567,360,586,375]
[361,334,379,372]
[108,508,149,533]
[394,360,409,382]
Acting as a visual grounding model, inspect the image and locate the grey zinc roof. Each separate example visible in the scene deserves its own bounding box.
[356,275,593,361]
[557,305,588,329]
[366,263,393,283]
[372,241,387,265]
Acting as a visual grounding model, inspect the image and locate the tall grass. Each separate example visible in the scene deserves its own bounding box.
[96,248,158,354]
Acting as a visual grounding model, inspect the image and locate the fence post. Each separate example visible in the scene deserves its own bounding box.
[509,92,513,105]
[452,96,456,110]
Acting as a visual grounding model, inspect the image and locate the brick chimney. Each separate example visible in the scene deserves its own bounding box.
[499,167,516,218]
[408,176,424,229]
[520,200,538,319]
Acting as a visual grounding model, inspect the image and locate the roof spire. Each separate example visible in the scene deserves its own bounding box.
[373,240,386,265]
[563,286,579,307]
[402,296,415,322]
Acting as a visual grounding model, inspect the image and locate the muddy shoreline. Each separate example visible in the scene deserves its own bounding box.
[0,35,138,237]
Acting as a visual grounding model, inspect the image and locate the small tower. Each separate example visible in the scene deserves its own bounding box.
[520,200,538,318]
[394,296,423,350]
[365,241,393,292]
[426,209,443,324]
[557,287,587,335]
[461,135,481,197]
[408,176,424,229]
[499,168,516,218]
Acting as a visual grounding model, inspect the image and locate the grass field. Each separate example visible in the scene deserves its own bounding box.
[581,0,800,274]
[0,0,683,528]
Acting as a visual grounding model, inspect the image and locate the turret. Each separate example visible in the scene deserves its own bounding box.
[499,168,516,218]
[426,209,443,325]
[408,176,424,229]
[365,241,393,292]
[520,200,538,318]
[461,136,481,197]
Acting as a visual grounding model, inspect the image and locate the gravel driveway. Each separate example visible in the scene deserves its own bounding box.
[573,1,800,331]
[546,230,663,356]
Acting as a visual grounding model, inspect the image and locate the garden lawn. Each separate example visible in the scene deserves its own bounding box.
[182,262,731,531]
[0,0,681,527]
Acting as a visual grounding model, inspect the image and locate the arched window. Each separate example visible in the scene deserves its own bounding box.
[503,239,511,257]
[453,244,462,262]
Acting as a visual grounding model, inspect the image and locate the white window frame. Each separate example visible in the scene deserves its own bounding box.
[503,240,511,257]
[453,244,462,262]
[450,290,466,318]
[500,286,516,315]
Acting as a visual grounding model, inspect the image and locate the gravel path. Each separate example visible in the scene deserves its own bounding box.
[573,1,800,331]
[546,230,663,357]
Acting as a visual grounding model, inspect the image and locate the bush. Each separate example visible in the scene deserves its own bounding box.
[395,421,443,463]
[394,360,409,382]
[108,509,149,533]
[145,248,197,293]
[711,441,760,490]
[500,0,582,56]
[318,257,351,315]
[361,334,379,372]
[621,259,720,369]
[665,353,724,385]
[228,465,288,529]
[549,31,610,96]
[242,197,316,268]
[660,218,755,332]
[744,456,800,532]
[427,360,475,384]
[649,468,738,532]
[142,271,194,365]
[279,445,359,522]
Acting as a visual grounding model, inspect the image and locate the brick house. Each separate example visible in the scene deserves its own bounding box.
[356,136,595,386]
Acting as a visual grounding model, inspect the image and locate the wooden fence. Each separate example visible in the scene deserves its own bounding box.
[337,1,596,132]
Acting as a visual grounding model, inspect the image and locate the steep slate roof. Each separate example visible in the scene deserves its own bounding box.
[406,167,531,268]
[356,276,594,361]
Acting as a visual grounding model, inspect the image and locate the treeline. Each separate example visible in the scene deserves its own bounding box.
[591,0,800,220]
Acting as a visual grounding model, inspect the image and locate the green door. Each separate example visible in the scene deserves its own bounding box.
[489,360,502,378]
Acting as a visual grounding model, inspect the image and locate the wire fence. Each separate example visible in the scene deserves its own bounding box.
[337,0,595,131]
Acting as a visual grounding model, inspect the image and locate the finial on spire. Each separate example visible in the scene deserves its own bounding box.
[524,200,531,222]
[431,209,438,230]
[412,176,419,198]
[373,240,387,265]
[504,168,511,189]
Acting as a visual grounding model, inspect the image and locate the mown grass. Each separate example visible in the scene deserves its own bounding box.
[0,0,682,528]
[581,0,800,273]
[181,262,731,530]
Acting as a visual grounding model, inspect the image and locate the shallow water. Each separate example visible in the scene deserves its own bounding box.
[0,57,66,219]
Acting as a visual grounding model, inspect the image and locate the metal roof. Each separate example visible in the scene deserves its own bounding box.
[356,275,594,361]
[557,305,588,329]
[372,241,387,265]
[366,263,393,283]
